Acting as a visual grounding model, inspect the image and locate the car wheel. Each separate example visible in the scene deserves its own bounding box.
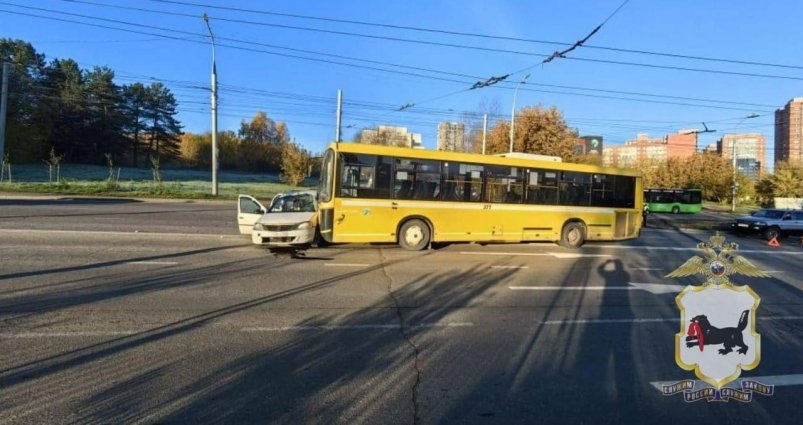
[671,206,680,214]
[559,222,586,249]
[764,227,781,241]
[398,219,430,251]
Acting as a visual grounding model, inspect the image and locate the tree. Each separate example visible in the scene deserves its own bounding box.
[0,39,49,162]
[239,111,278,144]
[483,105,578,160]
[280,141,311,186]
[84,66,125,163]
[144,82,182,161]
[755,162,803,204]
[122,83,148,167]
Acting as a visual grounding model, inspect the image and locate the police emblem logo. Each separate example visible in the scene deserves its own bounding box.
[663,233,775,402]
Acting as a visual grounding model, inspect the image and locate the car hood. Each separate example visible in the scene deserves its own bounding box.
[257,212,316,225]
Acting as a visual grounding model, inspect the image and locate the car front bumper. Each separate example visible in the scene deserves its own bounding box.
[730,222,765,234]
[251,229,315,246]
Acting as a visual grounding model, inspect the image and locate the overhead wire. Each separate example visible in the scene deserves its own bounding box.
[145,0,803,70]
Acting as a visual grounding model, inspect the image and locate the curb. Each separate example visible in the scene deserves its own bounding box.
[0,192,235,204]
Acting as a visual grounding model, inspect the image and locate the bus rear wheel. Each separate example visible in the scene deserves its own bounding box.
[399,219,430,251]
[671,206,680,214]
[560,222,586,249]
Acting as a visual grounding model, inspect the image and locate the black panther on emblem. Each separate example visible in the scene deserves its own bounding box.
[686,310,749,355]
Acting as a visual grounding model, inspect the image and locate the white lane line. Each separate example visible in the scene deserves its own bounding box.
[0,331,138,338]
[461,252,611,259]
[491,265,529,269]
[650,374,803,391]
[542,318,673,325]
[510,282,684,294]
[539,316,803,326]
[241,322,474,332]
[592,244,803,255]
[125,261,179,265]
[0,228,241,239]
[324,263,370,267]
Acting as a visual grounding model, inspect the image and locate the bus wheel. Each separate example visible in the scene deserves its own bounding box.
[671,206,680,214]
[399,219,430,251]
[560,222,586,249]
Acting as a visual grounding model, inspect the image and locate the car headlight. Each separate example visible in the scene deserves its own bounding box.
[295,222,311,230]
[253,223,264,231]
[753,222,767,227]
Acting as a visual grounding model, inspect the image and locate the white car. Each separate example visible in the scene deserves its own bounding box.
[237,191,318,247]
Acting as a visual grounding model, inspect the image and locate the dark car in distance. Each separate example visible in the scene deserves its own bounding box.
[731,209,803,240]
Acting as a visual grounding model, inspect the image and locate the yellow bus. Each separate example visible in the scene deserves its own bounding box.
[317,142,643,250]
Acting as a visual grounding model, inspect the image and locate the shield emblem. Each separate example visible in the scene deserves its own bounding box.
[675,284,761,389]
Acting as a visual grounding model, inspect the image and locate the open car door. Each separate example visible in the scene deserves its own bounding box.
[237,194,266,235]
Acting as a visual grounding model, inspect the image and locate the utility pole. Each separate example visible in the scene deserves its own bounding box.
[482,113,487,155]
[203,14,219,196]
[0,62,9,161]
[509,73,530,153]
[335,89,342,143]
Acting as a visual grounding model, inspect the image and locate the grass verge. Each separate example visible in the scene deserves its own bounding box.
[0,179,309,200]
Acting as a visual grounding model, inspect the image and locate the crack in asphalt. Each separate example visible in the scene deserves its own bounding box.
[379,247,423,425]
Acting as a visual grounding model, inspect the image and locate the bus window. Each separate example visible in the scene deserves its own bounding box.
[592,174,614,207]
[394,158,442,200]
[613,177,636,208]
[485,166,523,203]
[340,153,376,198]
[525,170,558,205]
[559,172,591,206]
[442,162,482,202]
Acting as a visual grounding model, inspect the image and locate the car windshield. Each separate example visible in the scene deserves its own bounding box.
[751,209,784,219]
[268,193,316,213]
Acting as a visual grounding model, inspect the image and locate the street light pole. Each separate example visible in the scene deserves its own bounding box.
[509,73,530,153]
[203,14,219,196]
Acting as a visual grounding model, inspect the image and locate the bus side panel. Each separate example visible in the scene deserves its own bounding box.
[332,198,397,243]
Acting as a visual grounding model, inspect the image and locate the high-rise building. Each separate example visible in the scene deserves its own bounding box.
[359,125,423,148]
[437,122,465,151]
[602,131,697,167]
[775,98,803,164]
[717,133,766,180]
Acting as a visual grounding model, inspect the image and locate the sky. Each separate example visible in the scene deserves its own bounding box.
[1,0,801,165]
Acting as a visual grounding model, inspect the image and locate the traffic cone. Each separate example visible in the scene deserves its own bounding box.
[768,236,781,247]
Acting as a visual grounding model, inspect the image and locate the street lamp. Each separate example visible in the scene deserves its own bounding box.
[203,13,219,196]
[509,73,530,153]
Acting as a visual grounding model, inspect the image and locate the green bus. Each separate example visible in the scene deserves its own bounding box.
[644,188,702,214]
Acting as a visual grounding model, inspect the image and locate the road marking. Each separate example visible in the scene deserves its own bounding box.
[125,261,179,265]
[491,265,529,269]
[650,374,803,391]
[510,282,684,294]
[0,331,138,338]
[633,268,664,271]
[539,316,803,325]
[241,322,474,331]
[0,228,241,239]
[542,318,674,325]
[592,244,803,255]
[324,263,369,267]
[461,252,611,259]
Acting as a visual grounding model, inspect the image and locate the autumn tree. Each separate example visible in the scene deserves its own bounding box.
[280,140,311,186]
[483,106,577,160]
[755,162,803,204]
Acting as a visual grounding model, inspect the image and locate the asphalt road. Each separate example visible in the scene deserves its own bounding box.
[1,198,802,424]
